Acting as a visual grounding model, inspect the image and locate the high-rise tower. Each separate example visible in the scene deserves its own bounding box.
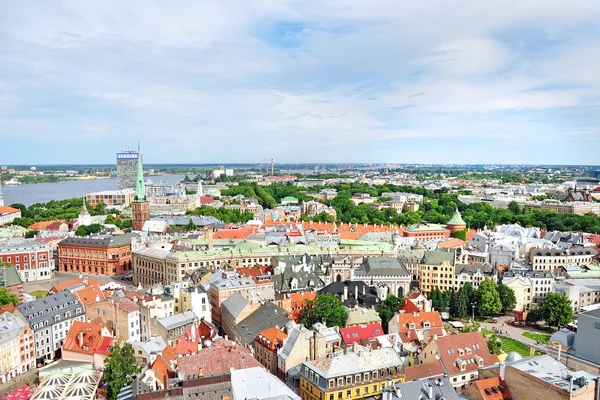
[116,147,139,190]
[131,143,150,231]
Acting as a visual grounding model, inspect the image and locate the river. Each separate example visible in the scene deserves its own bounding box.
[1,175,184,206]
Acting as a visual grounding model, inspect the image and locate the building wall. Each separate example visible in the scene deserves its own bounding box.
[505,280,533,311]
[0,245,53,282]
[0,210,21,225]
[420,260,455,294]
[87,301,133,342]
[504,366,597,400]
[117,152,138,190]
[573,312,600,364]
[132,201,151,231]
[531,252,596,273]
[254,342,278,375]
[299,371,403,400]
[58,242,133,276]
[19,324,35,373]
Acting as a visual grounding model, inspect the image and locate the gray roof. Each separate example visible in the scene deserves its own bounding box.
[362,257,409,277]
[234,302,290,347]
[508,354,595,392]
[18,290,83,329]
[231,367,300,400]
[550,328,575,348]
[157,310,197,331]
[59,233,139,248]
[273,265,325,293]
[455,263,494,276]
[386,377,460,400]
[182,373,232,400]
[0,264,23,287]
[422,249,455,266]
[221,293,249,321]
[0,312,25,346]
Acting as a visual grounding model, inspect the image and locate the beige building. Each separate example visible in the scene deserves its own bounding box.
[503,276,533,311]
[419,250,457,294]
[530,247,597,273]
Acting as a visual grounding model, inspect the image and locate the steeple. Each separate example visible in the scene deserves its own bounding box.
[80,198,89,216]
[134,142,146,202]
[78,197,91,226]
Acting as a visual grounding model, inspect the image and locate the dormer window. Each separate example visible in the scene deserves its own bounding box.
[408,323,416,329]
[458,348,464,356]
[423,322,430,328]
[465,347,471,354]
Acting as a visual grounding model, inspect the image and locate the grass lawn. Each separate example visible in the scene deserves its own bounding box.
[481,329,493,337]
[522,332,551,344]
[30,290,48,299]
[474,317,492,323]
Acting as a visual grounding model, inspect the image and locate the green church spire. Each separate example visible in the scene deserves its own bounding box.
[134,142,146,202]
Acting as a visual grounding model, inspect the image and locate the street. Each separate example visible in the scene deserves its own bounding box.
[0,368,38,397]
[480,315,550,346]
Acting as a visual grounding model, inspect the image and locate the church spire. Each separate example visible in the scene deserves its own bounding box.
[80,197,89,215]
[134,142,146,202]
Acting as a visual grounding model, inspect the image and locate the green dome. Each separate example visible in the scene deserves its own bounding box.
[447,208,466,226]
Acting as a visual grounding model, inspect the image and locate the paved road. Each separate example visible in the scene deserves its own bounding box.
[0,368,38,397]
[23,271,130,295]
[480,315,551,346]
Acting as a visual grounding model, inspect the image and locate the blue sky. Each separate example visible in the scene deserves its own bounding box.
[1,1,599,165]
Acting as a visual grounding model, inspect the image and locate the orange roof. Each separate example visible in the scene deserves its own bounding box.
[237,265,272,278]
[27,220,61,230]
[438,238,467,248]
[150,355,176,388]
[465,229,477,240]
[162,345,178,363]
[338,223,399,240]
[50,277,102,294]
[397,311,443,332]
[288,291,317,322]
[0,206,20,215]
[214,226,255,239]
[434,332,496,376]
[63,321,112,356]
[473,376,513,400]
[255,327,287,351]
[399,298,420,313]
[174,336,198,356]
[74,284,107,307]
[404,360,445,381]
[0,304,16,316]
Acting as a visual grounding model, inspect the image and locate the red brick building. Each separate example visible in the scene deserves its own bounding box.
[57,234,138,275]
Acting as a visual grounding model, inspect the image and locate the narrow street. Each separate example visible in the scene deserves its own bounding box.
[0,368,38,397]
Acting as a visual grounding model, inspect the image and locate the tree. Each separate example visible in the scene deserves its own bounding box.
[526,307,544,324]
[508,201,521,215]
[377,294,402,333]
[476,278,502,317]
[461,282,476,306]
[449,290,459,318]
[25,230,38,239]
[0,288,19,306]
[497,284,517,313]
[74,226,88,237]
[541,292,573,327]
[299,294,348,328]
[184,219,197,231]
[440,290,452,310]
[456,287,468,319]
[104,342,138,400]
[430,289,442,310]
[486,334,502,355]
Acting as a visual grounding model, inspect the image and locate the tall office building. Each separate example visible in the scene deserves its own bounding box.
[116,150,139,190]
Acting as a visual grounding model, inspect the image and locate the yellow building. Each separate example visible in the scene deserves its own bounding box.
[419,250,457,294]
[503,275,533,311]
[299,348,405,400]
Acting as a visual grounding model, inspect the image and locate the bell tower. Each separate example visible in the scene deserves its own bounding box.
[131,142,150,231]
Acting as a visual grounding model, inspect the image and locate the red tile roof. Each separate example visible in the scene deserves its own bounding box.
[214,226,255,240]
[174,336,198,356]
[161,345,178,363]
[0,206,20,216]
[150,355,176,388]
[177,338,261,378]
[473,376,513,400]
[199,196,214,204]
[404,360,445,381]
[50,277,102,294]
[340,323,384,346]
[396,312,443,332]
[255,327,287,351]
[27,220,61,230]
[438,238,467,248]
[74,284,107,307]
[399,298,420,313]
[434,332,496,376]
[0,304,16,316]
[236,265,272,279]
[63,321,113,356]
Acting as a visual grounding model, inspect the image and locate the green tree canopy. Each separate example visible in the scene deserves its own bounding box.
[456,287,468,319]
[497,283,517,312]
[476,278,502,317]
[486,334,502,355]
[541,292,573,327]
[104,342,138,400]
[0,288,19,306]
[299,293,348,328]
[377,294,403,333]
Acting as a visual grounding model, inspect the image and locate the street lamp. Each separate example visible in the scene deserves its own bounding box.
[471,302,477,321]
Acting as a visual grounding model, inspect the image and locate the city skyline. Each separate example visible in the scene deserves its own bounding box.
[2,1,600,164]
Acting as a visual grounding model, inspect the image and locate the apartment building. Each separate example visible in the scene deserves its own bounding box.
[419,250,457,294]
[0,312,35,382]
[86,296,141,342]
[58,234,138,276]
[454,263,497,291]
[530,247,597,273]
[254,327,287,375]
[504,270,554,308]
[17,291,85,363]
[299,348,405,400]
[0,238,54,282]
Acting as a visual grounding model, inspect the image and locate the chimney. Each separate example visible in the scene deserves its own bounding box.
[343,285,348,301]
[569,376,574,393]
[362,284,366,296]
[428,383,433,399]
[198,367,203,376]
[354,285,358,300]
[499,362,506,380]
[83,276,88,285]
[78,331,84,348]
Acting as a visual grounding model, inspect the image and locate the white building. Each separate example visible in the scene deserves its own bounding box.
[171,279,211,323]
[77,199,92,227]
[530,247,597,273]
[212,169,234,179]
[454,263,498,290]
[0,206,21,225]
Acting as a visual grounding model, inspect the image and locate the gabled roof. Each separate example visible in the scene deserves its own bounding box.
[473,376,513,400]
[396,312,443,332]
[234,302,290,347]
[0,206,20,215]
[62,321,113,356]
[74,284,107,307]
[346,308,382,326]
[404,360,445,381]
[340,323,384,346]
[177,338,261,378]
[50,278,102,294]
[434,332,495,376]
[255,327,287,351]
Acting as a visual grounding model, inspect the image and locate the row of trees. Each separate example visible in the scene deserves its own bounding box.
[430,280,517,318]
[526,292,573,328]
[9,199,120,228]
[186,205,254,224]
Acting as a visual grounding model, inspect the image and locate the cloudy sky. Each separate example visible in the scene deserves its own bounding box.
[1,1,599,165]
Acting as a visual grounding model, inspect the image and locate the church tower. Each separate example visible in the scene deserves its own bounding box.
[77,197,92,226]
[131,143,150,231]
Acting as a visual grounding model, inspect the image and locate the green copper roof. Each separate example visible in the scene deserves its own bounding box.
[134,143,146,202]
[447,208,466,226]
